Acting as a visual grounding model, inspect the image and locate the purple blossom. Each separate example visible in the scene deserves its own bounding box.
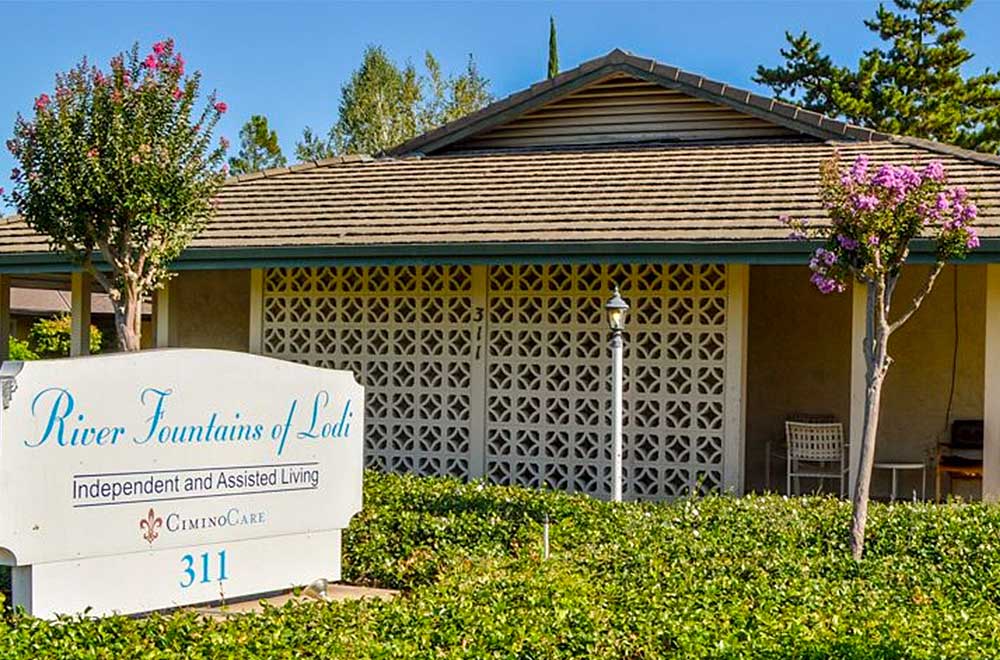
[850,155,869,182]
[956,202,978,223]
[922,160,945,182]
[966,227,980,249]
[898,165,921,189]
[837,235,859,250]
[810,271,845,294]
[853,194,879,211]
[867,235,880,246]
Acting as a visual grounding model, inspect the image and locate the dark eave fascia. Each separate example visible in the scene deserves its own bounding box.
[4,238,1000,273]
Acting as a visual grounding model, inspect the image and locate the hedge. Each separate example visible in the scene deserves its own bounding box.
[2,472,1000,658]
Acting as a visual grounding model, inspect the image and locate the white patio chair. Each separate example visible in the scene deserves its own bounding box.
[785,421,848,497]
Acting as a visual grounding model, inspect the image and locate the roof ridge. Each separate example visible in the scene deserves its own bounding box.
[227,154,374,183]
[385,48,894,156]
[889,135,1000,167]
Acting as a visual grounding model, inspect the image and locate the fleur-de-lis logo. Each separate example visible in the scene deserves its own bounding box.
[140,508,163,545]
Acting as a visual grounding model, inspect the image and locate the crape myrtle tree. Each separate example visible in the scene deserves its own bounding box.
[6,39,228,351]
[782,153,978,560]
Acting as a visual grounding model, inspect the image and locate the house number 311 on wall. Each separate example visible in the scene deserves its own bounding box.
[180,549,229,588]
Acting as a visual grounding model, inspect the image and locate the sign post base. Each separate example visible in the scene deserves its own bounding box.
[10,530,342,618]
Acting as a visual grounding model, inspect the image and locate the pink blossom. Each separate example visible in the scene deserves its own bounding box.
[0,187,5,197]
[34,93,50,111]
[152,41,166,55]
[143,54,158,70]
[214,101,228,114]
[172,87,183,101]
[131,154,142,164]
[87,147,98,159]
[175,54,185,76]
[220,136,230,150]
[222,163,230,175]
[94,71,105,86]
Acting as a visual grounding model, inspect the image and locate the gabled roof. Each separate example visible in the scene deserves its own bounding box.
[387,48,892,156]
[2,50,1000,272]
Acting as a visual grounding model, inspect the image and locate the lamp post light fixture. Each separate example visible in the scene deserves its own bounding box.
[605,285,629,502]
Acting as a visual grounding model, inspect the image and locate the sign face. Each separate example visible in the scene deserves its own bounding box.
[0,349,363,616]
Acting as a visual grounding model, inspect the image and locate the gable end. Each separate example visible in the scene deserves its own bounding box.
[446,73,802,151]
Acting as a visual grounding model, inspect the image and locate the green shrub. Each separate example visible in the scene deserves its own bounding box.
[27,314,101,358]
[2,473,1000,658]
[6,337,37,360]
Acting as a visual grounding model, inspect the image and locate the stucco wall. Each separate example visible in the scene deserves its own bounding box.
[745,264,985,499]
[878,264,985,498]
[745,266,852,493]
[168,269,250,352]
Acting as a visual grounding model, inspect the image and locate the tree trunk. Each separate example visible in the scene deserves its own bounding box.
[849,281,891,561]
[112,282,143,352]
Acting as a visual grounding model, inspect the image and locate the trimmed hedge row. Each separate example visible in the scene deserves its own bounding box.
[3,472,1000,658]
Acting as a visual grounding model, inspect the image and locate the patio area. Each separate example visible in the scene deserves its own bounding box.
[747,263,987,501]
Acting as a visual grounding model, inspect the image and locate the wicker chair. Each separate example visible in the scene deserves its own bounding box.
[785,421,848,496]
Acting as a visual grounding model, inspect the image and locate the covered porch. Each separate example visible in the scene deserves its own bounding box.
[748,263,1000,501]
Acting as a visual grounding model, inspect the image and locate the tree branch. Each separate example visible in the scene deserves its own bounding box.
[888,261,945,335]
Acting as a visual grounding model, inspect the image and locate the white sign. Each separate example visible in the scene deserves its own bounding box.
[0,349,363,617]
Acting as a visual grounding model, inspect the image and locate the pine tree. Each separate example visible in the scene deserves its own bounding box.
[755,0,1000,153]
[296,45,492,158]
[229,115,286,174]
[548,17,559,79]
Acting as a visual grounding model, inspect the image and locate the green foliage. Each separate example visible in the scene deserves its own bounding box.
[27,315,102,358]
[6,39,228,350]
[755,0,1000,153]
[7,337,37,360]
[296,46,492,158]
[228,114,286,175]
[4,472,1000,657]
[548,16,559,79]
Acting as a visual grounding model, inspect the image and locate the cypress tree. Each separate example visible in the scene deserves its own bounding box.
[548,17,559,79]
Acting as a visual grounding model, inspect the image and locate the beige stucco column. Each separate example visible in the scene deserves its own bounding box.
[723,264,749,494]
[983,265,1000,501]
[848,281,867,495]
[249,269,264,354]
[0,274,10,361]
[154,281,173,348]
[70,272,91,357]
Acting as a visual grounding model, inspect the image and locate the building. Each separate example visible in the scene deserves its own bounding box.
[2,50,999,500]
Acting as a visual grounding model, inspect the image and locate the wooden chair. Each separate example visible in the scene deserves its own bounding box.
[785,421,848,496]
[935,419,983,503]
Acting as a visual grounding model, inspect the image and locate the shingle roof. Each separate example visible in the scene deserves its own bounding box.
[2,49,1000,264]
[3,138,997,256]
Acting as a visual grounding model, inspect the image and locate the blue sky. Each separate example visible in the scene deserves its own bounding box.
[3,0,1000,187]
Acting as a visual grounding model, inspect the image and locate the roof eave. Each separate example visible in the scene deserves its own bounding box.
[4,238,1000,273]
